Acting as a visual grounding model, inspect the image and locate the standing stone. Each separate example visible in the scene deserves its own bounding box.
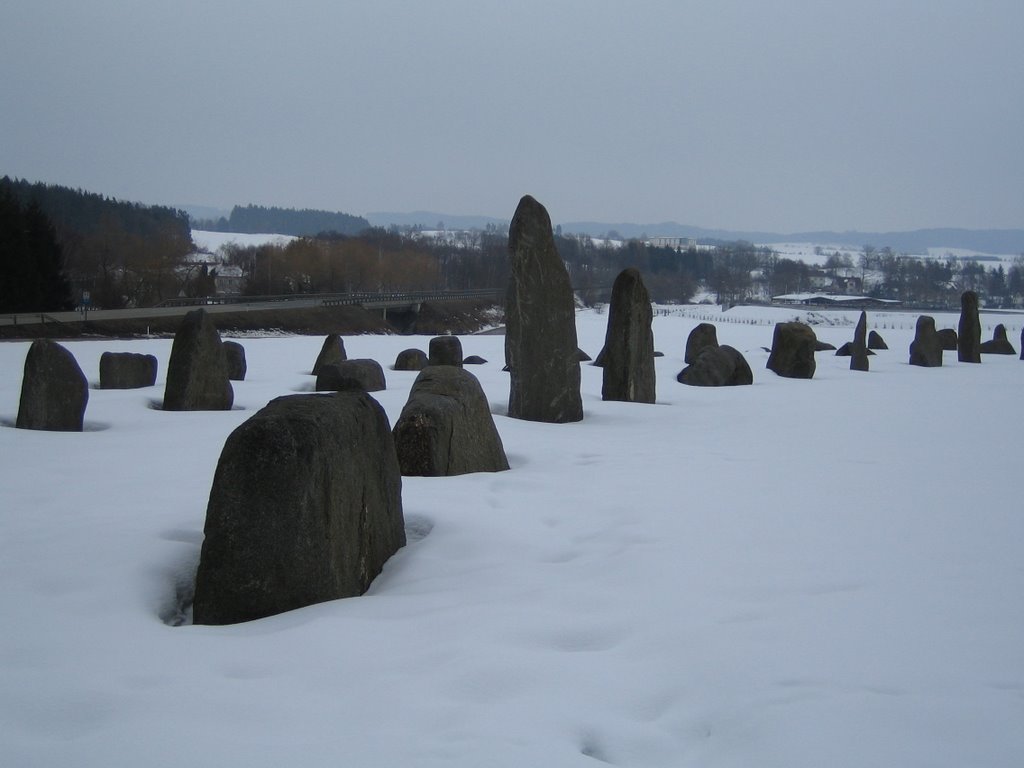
[937,328,958,351]
[192,392,405,625]
[601,268,656,403]
[979,324,1017,355]
[1020,327,1024,361]
[393,366,509,476]
[99,351,158,389]
[394,348,429,371]
[909,315,943,367]
[223,341,247,381]
[677,345,753,386]
[766,322,817,379]
[428,336,463,367]
[505,195,583,423]
[316,359,386,392]
[162,309,233,411]
[463,355,487,365]
[16,340,88,431]
[312,334,347,376]
[867,330,888,350]
[684,323,719,365]
[958,290,981,363]
[850,310,869,372]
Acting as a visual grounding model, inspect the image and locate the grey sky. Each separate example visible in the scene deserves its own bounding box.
[2,1,1022,232]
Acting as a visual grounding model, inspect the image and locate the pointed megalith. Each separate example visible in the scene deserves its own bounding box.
[957,290,981,363]
[684,323,719,365]
[193,392,405,625]
[909,315,943,367]
[601,268,656,403]
[979,324,1016,355]
[867,330,888,350]
[505,195,583,423]
[312,334,347,376]
[16,340,88,431]
[766,322,817,379]
[850,311,869,372]
[162,309,233,411]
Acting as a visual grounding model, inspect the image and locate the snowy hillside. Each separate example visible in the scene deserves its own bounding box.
[1,306,1022,767]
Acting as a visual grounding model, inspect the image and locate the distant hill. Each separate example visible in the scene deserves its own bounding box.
[366,211,508,230]
[196,204,370,237]
[559,221,1024,255]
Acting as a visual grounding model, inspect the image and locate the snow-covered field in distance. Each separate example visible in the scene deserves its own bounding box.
[2,306,1022,767]
[191,230,296,255]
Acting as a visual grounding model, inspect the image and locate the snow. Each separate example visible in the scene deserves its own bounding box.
[191,230,297,254]
[2,306,1023,767]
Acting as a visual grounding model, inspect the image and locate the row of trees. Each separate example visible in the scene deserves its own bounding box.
[1,177,194,309]
[194,204,370,237]
[0,184,73,312]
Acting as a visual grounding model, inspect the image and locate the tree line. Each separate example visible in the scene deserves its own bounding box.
[194,204,370,238]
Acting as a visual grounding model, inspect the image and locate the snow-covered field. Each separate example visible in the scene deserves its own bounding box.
[191,230,296,255]
[2,306,1023,767]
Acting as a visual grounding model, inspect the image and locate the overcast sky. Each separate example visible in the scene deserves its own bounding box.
[2,1,1022,232]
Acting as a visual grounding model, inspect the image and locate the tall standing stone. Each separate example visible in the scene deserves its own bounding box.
[684,323,719,364]
[505,195,583,423]
[766,322,817,379]
[958,290,981,363]
[16,340,88,431]
[312,334,347,376]
[850,311,869,372]
[162,309,233,411]
[867,330,888,350]
[601,268,656,403]
[909,315,943,367]
[193,392,405,625]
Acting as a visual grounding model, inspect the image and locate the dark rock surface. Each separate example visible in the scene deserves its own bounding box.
[814,340,837,352]
[394,348,429,371]
[677,344,753,386]
[937,328,958,351]
[162,309,233,411]
[99,351,157,389]
[867,330,888,350]
[504,195,583,423]
[850,311,869,372]
[463,355,487,365]
[428,336,463,367]
[958,291,981,363]
[909,315,943,367]
[312,334,347,376]
[575,348,592,362]
[684,323,718,365]
[16,340,89,431]
[766,322,817,379]
[393,366,509,476]
[979,324,1017,355]
[601,268,656,403]
[223,341,247,381]
[316,359,386,392]
[192,392,405,625]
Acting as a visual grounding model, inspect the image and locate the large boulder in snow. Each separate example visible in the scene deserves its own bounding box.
[223,341,247,381]
[957,290,981,363]
[504,195,583,423]
[162,309,233,411]
[16,339,88,431]
[766,322,817,379]
[677,344,753,387]
[601,268,656,403]
[979,324,1016,355]
[394,348,428,371]
[193,392,405,625]
[312,334,347,376]
[868,330,888,350]
[316,359,386,392]
[909,315,943,367]
[393,366,509,476]
[99,351,157,389]
[684,323,718,365]
[937,328,958,351]
[428,335,463,367]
